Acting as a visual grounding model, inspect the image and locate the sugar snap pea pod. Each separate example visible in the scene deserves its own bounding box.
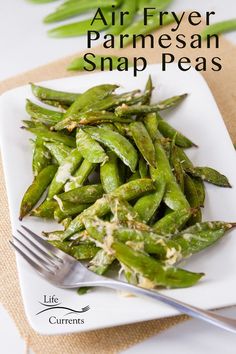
[175,146,194,170]
[152,140,190,211]
[84,127,138,172]
[54,202,90,222]
[26,99,64,126]
[68,55,133,71]
[25,126,76,147]
[76,129,108,164]
[48,149,83,198]
[31,83,80,105]
[55,84,118,131]
[143,113,162,141]
[44,0,116,23]
[59,179,155,239]
[184,174,202,225]
[139,157,148,178]
[91,90,141,111]
[142,75,154,105]
[173,221,236,257]
[130,122,156,168]
[77,111,133,125]
[100,152,122,193]
[115,95,187,117]
[186,166,231,188]
[19,165,57,220]
[108,196,141,224]
[191,177,205,207]
[153,208,191,235]
[49,240,99,260]
[44,142,72,165]
[170,139,185,191]
[32,138,51,176]
[201,19,236,40]
[30,199,57,219]
[134,176,166,223]
[108,0,138,36]
[65,159,96,191]
[112,242,203,288]
[56,184,104,204]
[48,17,111,38]
[118,12,175,47]
[88,249,115,275]
[184,174,200,209]
[156,114,197,148]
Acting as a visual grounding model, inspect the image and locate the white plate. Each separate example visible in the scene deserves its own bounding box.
[1,64,236,335]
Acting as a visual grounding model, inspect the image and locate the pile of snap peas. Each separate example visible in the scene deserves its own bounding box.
[29,0,174,39]
[20,76,235,291]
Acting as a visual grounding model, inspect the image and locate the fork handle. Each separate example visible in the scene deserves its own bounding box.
[95,278,236,334]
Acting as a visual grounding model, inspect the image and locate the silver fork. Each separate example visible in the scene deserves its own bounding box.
[10,226,236,334]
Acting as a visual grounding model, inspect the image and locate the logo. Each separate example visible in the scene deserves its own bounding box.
[36,295,90,325]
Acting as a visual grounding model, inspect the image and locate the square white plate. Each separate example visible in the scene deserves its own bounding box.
[1,64,236,335]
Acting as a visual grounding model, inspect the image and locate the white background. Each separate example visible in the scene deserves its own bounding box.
[0,0,235,353]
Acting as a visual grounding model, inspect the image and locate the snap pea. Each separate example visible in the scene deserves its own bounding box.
[88,249,115,275]
[32,138,51,176]
[130,121,156,168]
[108,196,141,224]
[153,208,191,235]
[138,157,148,178]
[65,159,96,191]
[143,113,162,141]
[170,138,185,191]
[184,174,202,225]
[175,146,194,170]
[142,75,154,105]
[19,165,57,220]
[173,221,236,256]
[118,12,175,48]
[115,94,187,117]
[191,177,205,207]
[201,19,236,40]
[157,114,196,148]
[58,179,155,239]
[26,99,64,126]
[48,149,83,197]
[112,242,204,288]
[44,0,116,23]
[48,17,110,38]
[84,127,138,172]
[67,111,132,127]
[186,167,231,188]
[25,126,76,147]
[55,84,118,131]
[68,55,133,71]
[151,140,190,211]
[31,83,80,105]
[56,184,104,204]
[54,202,90,222]
[134,176,166,223]
[44,142,72,165]
[30,199,57,219]
[109,0,138,36]
[49,240,99,260]
[100,152,122,193]
[76,129,108,164]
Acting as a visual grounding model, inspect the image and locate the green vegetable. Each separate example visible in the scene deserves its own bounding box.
[19,165,57,220]
[201,19,236,39]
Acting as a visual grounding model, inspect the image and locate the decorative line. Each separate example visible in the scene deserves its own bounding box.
[38,301,62,307]
[36,305,90,316]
